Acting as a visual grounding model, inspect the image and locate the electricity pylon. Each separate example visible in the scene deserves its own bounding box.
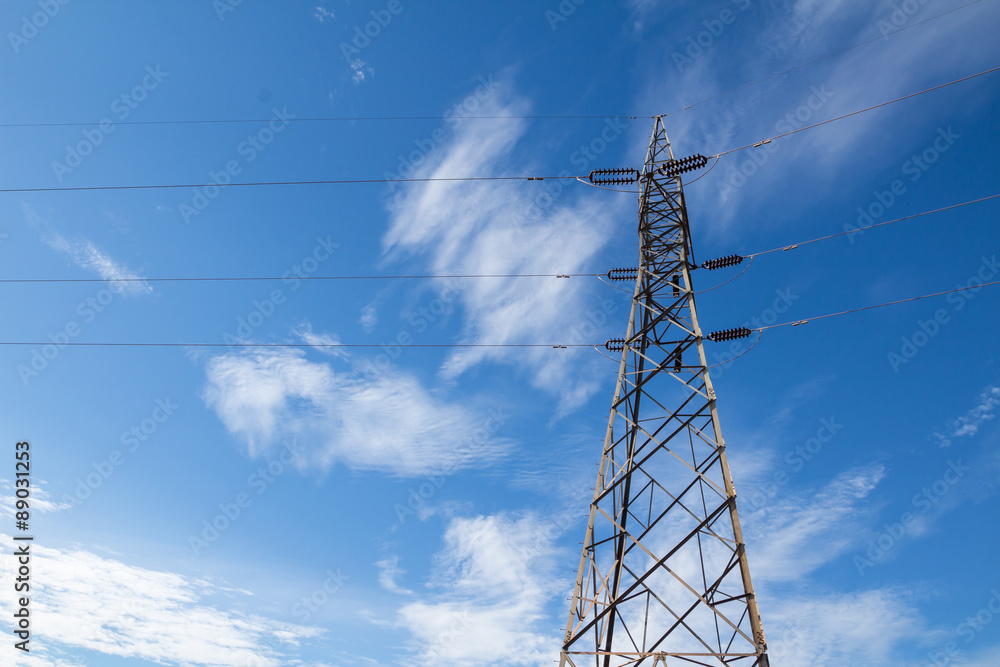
[559,118,769,667]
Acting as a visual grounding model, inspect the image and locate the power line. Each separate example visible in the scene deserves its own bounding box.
[7,65,996,197]
[743,193,1000,257]
[4,282,997,350]
[6,195,996,287]
[0,115,639,129]
[0,341,591,349]
[0,174,575,194]
[662,0,985,117]
[0,0,980,132]
[4,65,995,197]
[756,280,1000,332]
[0,272,600,285]
[712,64,1000,158]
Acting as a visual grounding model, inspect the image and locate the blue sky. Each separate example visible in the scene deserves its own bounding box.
[1,0,999,665]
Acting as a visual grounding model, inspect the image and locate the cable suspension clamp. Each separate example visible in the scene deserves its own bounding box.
[605,338,627,352]
[589,168,639,185]
[607,267,639,281]
[659,154,708,177]
[700,254,744,271]
[707,327,753,342]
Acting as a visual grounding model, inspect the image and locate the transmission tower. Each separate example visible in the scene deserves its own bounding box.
[560,118,769,667]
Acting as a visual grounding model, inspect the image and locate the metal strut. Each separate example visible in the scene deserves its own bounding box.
[559,117,769,667]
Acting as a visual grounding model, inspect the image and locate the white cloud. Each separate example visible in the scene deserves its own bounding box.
[295,323,349,358]
[202,347,509,476]
[0,478,72,518]
[376,555,413,595]
[635,0,997,236]
[0,536,321,666]
[313,5,334,22]
[933,384,1000,447]
[349,58,371,84]
[747,464,886,583]
[359,303,378,332]
[22,202,151,296]
[397,514,562,667]
[765,588,928,666]
[383,92,626,414]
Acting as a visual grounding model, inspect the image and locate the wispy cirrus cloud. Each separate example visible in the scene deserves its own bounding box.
[0,479,72,518]
[21,202,150,296]
[933,384,1000,447]
[0,536,321,666]
[747,463,885,583]
[383,91,626,415]
[202,346,509,476]
[376,555,414,596]
[635,0,997,234]
[397,513,562,667]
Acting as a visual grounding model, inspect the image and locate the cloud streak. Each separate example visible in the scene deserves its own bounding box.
[383,91,626,415]
[397,513,562,666]
[21,203,151,296]
[933,384,1000,447]
[0,536,321,666]
[203,347,509,476]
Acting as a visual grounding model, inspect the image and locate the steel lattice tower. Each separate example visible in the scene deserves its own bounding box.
[559,118,769,667]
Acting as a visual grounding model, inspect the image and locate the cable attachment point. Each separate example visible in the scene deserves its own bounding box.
[605,338,627,352]
[659,154,708,177]
[700,254,744,271]
[707,327,753,342]
[589,168,639,185]
[607,267,639,282]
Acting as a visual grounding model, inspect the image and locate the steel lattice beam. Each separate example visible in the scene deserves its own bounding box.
[559,117,769,667]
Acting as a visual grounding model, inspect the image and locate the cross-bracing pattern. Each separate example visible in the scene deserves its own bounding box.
[560,118,769,667]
